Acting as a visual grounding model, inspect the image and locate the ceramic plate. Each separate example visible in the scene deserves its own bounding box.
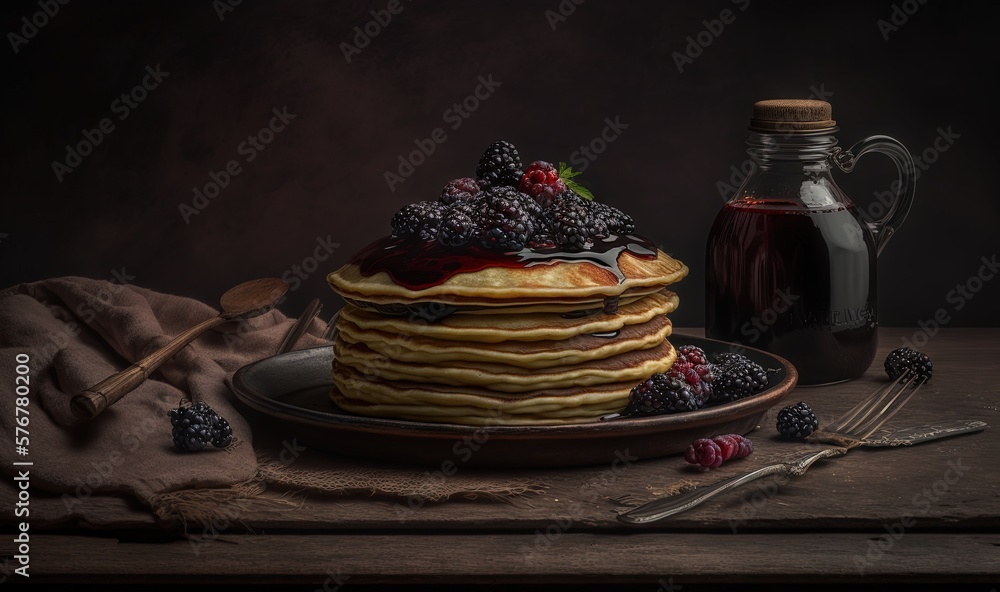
[229,336,797,467]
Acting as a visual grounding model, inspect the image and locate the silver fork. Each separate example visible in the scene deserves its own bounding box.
[617,372,926,524]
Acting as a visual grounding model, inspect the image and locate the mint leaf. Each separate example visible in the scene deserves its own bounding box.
[564,178,594,201]
[557,162,581,180]
[557,163,594,201]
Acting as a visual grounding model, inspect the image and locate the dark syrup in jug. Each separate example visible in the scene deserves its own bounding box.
[706,201,878,385]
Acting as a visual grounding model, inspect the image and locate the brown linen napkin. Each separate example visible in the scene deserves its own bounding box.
[0,277,541,531]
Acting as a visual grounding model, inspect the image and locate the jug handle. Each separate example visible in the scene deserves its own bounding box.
[831,135,917,256]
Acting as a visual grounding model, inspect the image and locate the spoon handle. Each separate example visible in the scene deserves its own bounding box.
[71,315,225,419]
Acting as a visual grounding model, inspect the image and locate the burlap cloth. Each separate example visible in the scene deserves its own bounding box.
[0,278,542,532]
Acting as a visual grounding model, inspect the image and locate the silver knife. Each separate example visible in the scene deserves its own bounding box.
[618,420,988,524]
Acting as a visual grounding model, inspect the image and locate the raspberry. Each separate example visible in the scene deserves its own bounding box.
[168,400,233,452]
[440,177,480,205]
[519,161,567,207]
[476,187,537,252]
[776,402,819,439]
[621,373,703,417]
[390,201,447,241]
[476,141,523,188]
[667,352,714,405]
[711,357,769,404]
[677,345,709,366]
[884,347,933,382]
[684,434,753,468]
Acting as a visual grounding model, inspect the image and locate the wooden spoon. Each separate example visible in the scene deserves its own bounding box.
[70,277,289,420]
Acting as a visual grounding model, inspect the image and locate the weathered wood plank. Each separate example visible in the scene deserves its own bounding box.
[10,329,999,534]
[3,532,998,583]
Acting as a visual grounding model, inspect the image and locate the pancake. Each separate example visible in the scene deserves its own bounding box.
[334,338,676,392]
[331,364,641,425]
[325,189,689,425]
[338,283,664,312]
[338,290,679,343]
[328,244,688,304]
[335,315,673,368]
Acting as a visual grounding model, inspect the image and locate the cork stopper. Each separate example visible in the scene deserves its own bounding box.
[749,99,836,133]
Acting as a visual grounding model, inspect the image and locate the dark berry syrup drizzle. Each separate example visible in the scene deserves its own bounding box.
[352,234,658,292]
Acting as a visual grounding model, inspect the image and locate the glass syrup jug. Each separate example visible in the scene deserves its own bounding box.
[706,99,916,385]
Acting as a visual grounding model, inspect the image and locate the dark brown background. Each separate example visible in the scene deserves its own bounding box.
[2,0,998,328]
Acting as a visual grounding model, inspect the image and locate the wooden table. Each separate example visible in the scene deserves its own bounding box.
[6,328,999,587]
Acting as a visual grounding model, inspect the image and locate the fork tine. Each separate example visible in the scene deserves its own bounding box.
[848,375,925,439]
[824,373,907,433]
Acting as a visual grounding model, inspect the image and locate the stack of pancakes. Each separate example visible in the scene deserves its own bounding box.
[326,244,688,425]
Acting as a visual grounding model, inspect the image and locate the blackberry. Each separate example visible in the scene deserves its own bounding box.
[684,434,754,468]
[549,190,586,210]
[476,141,523,188]
[390,201,447,241]
[168,401,233,452]
[588,201,635,235]
[622,373,703,417]
[440,177,481,205]
[210,412,234,448]
[712,352,751,366]
[884,347,933,381]
[527,233,557,249]
[711,358,769,404]
[438,206,478,248]
[776,402,819,439]
[438,197,481,247]
[519,161,567,206]
[476,187,536,251]
[546,195,608,249]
